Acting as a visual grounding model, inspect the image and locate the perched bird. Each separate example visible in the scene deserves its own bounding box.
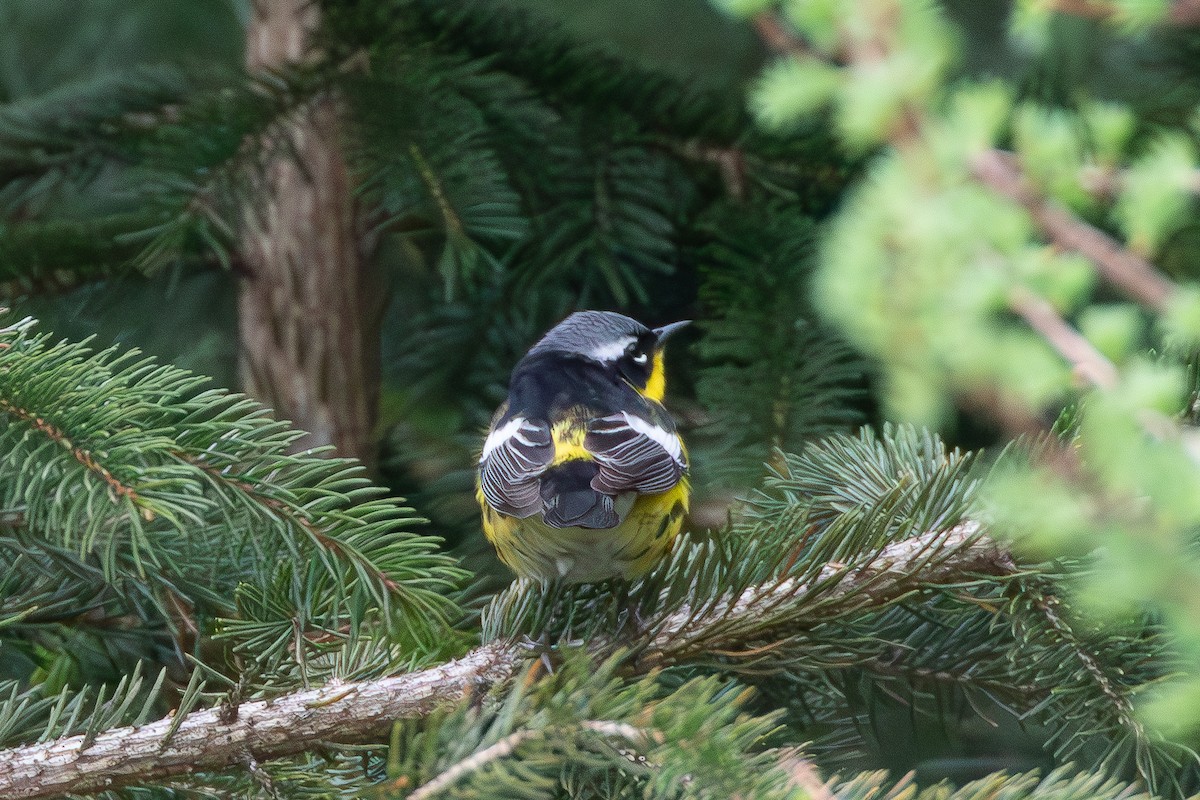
[476,311,690,583]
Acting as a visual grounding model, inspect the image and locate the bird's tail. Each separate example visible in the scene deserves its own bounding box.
[539,460,618,529]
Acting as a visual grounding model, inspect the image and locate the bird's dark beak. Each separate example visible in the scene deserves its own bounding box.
[652,320,691,344]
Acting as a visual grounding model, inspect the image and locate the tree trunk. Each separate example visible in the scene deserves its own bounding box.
[239,0,381,469]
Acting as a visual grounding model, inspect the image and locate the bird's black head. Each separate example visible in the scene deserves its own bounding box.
[527,311,689,399]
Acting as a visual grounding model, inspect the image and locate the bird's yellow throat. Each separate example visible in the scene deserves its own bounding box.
[641,351,666,402]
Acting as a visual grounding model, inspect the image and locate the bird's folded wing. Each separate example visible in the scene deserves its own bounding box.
[585,411,686,495]
[479,417,553,517]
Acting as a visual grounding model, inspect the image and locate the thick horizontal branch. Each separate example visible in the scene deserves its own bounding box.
[0,523,1008,798]
[0,644,519,800]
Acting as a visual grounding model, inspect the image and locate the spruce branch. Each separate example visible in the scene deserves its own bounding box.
[385,0,749,144]
[176,453,404,595]
[692,209,864,486]
[0,396,145,507]
[405,719,653,800]
[0,312,465,706]
[0,522,1010,798]
[0,214,193,300]
[643,521,1009,665]
[0,644,518,800]
[0,65,192,216]
[832,765,1156,800]
[348,0,847,210]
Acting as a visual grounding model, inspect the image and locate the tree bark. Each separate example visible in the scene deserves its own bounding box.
[239,0,381,468]
[0,646,516,800]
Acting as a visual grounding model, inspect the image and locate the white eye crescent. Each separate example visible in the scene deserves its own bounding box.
[631,352,648,365]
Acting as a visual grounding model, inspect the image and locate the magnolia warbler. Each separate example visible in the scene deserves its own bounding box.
[476,311,690,583]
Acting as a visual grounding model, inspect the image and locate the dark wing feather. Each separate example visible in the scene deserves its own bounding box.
[479,417,553,517]
[585,411,686,495]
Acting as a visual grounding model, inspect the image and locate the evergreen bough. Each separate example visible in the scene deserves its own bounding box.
[1,312,1196,796]
[1,0,1199,796]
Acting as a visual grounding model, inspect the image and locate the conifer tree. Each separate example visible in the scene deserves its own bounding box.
[1,1,1200,798]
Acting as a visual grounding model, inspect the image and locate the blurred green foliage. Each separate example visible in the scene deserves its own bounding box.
[725,0,1200,753]
[505,0,761,90]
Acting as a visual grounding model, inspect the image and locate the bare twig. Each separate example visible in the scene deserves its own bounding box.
[775,748,839,800]
[1079,163,1200,200]
[1008,286,1119,389]
[750,12,1182,315]
[1047,0,1200,25]
[580,719,657,743]
[752,13,835,62]
[407,719,654,800]
[972,150,1178,312]
[1172,0,1200,24]
[406,728,541,800]
[661,139,748,200]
